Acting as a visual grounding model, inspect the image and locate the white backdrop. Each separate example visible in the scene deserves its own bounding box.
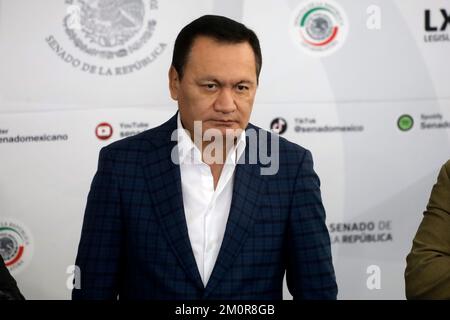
[1,0,449,299]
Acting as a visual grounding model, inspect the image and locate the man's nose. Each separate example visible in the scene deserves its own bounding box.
[213,88,236,113]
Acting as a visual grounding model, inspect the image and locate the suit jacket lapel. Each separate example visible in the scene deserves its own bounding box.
[203,145,266,298]
[142,114,204,291]
[141,116,267,296]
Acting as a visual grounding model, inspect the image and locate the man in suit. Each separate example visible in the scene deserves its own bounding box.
[405,160,450,299]
[73,15,337,300]
[0,255,25,300]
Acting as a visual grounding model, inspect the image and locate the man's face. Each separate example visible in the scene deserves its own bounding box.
[169,36,258,138]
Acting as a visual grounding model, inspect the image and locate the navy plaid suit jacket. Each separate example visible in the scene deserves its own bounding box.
[72,113,337,300]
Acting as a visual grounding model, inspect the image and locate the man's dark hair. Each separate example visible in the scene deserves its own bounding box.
[171,15,262,83]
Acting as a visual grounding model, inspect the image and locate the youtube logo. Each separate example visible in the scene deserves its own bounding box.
[95,123,113,140]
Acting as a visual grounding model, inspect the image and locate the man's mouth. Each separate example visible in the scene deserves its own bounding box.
[209,119,238,124]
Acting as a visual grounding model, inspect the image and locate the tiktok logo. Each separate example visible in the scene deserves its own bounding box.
[270,118,287,135]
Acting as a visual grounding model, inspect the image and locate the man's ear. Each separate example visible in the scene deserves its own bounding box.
[168,66,180,100]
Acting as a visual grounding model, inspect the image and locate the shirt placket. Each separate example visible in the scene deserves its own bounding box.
[199,162,214,285]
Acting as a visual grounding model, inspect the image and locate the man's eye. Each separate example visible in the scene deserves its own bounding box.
[204,84,217,90]
[236,85,248,91]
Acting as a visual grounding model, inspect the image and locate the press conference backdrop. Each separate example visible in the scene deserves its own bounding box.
[0,0,449,299]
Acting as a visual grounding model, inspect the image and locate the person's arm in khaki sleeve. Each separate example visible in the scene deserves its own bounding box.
[405,160,450,299]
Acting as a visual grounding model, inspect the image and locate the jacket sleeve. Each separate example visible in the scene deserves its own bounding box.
[72,147,123,300]
[405,160,450,299]
[285,149,338,300]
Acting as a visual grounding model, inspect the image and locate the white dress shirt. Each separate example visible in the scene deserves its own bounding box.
[176,113,246,286]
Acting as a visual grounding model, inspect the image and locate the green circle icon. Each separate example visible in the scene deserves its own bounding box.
[397,115,414,131]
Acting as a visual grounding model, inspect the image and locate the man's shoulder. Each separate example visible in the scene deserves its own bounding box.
[247,122,311,162]
[442,159,450,178]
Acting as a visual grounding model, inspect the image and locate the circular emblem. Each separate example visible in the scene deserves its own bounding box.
[0,219,33,275]
[271,118,288,135]
[64,0,156,59]
[96,122,114,140]
[291,0,348,56]
[397,115,414,132]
